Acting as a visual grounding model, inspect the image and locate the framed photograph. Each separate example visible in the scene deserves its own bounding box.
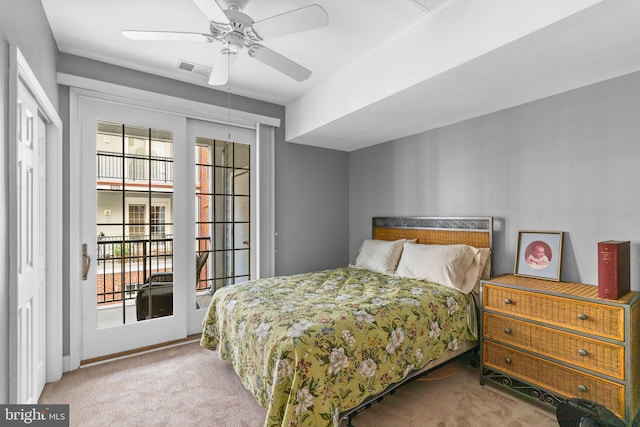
[514,231,564,281]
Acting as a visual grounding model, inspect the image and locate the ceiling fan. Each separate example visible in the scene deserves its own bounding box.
[122,0,329,86]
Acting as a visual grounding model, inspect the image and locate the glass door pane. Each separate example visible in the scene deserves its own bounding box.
[195,138,251,309]
[95,122,174,328]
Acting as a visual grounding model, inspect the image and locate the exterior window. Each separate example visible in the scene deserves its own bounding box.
[128,204,145,236]
[151,205,166,237]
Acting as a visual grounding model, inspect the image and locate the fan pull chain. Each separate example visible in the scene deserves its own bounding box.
[227,53,232,141]
[227,86,231,141]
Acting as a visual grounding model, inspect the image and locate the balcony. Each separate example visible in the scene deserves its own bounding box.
[95,235,212,328]
[97,151,173,184]
[97,235,173,302]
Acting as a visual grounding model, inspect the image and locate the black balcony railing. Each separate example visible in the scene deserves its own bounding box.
[97,151,173,183]
[96,235,173,305]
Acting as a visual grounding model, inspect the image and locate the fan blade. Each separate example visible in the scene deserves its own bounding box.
[122,30,212,42]
[193,0,229,24]
[209,49,238,86]
[248,45,311,82]
[252,5,328,40]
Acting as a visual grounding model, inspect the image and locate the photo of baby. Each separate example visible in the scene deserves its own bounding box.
[524,241,551,269]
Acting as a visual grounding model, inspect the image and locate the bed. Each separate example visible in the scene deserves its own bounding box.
[201,216,493,427]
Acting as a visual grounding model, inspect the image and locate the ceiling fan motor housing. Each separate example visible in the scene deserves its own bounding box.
[210,9,261,52]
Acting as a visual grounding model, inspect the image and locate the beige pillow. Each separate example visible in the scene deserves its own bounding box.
[463,248,491,294]
[354,239,406,275]
[480,248,491,280]
[480,249,492,279]
[396,243,479,292]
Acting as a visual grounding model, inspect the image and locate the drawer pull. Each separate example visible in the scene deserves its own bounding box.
[504,357,512,364]
[577,313,588,321]
[578,349,588,357]
[577,385,588,393]
[504,328,512,334]
[504,298,512,305]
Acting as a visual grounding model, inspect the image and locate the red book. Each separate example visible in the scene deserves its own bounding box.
[598,241,630,299]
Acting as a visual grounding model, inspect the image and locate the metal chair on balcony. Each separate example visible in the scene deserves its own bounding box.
[135,251,209,321]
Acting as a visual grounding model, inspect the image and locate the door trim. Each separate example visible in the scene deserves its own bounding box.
[8,45,63,402]
[256,123,275,279]
[67,83,277,370]
[58,73,280,128]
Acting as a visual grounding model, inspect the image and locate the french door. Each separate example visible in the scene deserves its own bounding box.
[78,98,257,360]
[187,119,256,332]
[80,99,190,360]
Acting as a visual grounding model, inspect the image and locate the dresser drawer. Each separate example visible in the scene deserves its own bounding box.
[483,341,625,418]
[483,313,624,379]
[483,284,624,340]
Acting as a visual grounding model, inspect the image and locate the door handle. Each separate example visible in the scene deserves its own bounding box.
[82,243,91,281]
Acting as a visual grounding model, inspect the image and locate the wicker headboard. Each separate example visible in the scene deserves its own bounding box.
[372,217,493,249]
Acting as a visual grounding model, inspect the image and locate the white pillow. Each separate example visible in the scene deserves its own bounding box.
[396,243,479,293]
[463,248,491,294]
[354,239,406,275]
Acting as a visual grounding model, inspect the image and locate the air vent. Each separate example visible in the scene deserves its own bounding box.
[178,61,195,72]
[404,0,450,13]
[176,59,212,77]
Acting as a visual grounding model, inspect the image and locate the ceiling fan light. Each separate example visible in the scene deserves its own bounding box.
[223,49,238,68]
[208,49,238,86]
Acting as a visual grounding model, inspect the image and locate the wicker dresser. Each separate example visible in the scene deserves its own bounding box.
[480,274,640,425]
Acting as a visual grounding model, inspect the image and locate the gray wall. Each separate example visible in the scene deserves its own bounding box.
[349,70,640,290]
[275,142,349,274]
[0,0,60,404]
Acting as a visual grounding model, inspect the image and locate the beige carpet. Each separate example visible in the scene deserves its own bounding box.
[40,341,558,427]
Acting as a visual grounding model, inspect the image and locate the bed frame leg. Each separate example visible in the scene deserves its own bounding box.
[346,414,354,427]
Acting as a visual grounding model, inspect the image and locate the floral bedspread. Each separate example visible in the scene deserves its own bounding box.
[201,267,476,427]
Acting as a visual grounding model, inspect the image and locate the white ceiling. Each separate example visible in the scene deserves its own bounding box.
[41,0,640,151]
